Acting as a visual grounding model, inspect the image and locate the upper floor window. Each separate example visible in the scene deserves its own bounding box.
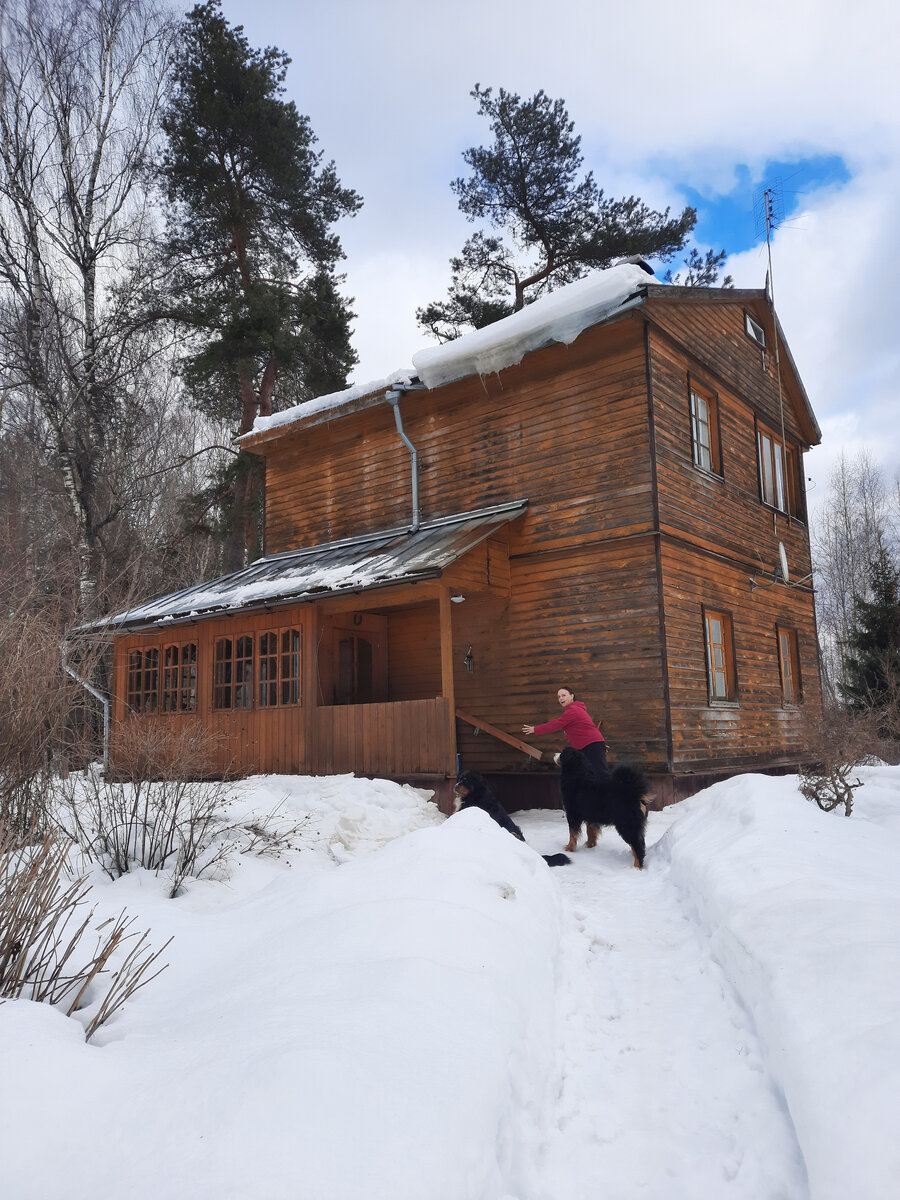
[777,626,802,704]
[689,382,721,475]
[703,607,737,702]
[127,647,159,714]
[745,311,766,348]
[757,422,801,517]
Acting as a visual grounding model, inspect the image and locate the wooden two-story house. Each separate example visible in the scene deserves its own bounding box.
[91,261,823,810]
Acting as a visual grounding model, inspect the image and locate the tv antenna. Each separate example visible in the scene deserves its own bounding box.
[753,181,785,248]
[750,540,812,592]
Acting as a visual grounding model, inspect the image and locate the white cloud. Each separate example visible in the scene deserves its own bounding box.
[727,161,900,492]
[223,0,900,497]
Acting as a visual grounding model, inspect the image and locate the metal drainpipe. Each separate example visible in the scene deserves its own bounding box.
[61,639,110,775]
[385,388,420,532]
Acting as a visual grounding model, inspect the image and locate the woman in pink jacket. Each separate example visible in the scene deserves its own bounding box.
[522,686,607,775]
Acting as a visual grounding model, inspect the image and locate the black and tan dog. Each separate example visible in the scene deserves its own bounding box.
[455,771,570,867]
[557,747,650,868]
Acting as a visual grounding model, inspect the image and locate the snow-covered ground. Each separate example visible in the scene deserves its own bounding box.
[3,767,899,1200]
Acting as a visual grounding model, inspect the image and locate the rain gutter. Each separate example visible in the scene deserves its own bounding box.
[385,387,421,532]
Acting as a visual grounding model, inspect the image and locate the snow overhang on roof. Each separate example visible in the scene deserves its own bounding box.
[411,260,653,390]
[82,500,528,634]
[237,260,653,449]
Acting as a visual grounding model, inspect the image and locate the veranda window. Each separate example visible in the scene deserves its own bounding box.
[259,627,301,707]
[213,637,253,710]
[127,647,159,714]
[162,642,197,713]
[234,635,253,708]
[216,628,301,710]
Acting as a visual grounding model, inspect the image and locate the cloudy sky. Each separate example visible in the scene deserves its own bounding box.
[224,0,899,508]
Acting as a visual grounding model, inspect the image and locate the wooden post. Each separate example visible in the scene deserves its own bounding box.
[302,603,319,772]
[439,587,457,775]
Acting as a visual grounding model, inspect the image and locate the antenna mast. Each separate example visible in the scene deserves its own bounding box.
[753,181,788,510]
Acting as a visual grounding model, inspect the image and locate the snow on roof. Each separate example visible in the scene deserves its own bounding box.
[249,368,418,438]
[411,261,653,390]
[241,261,654,443]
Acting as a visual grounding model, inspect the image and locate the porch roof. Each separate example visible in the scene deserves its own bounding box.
[88,499,528,634]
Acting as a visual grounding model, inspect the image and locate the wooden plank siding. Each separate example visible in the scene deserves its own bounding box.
[647,318,814,584]
[643,299,820,773]
[307,699,452,776]
[659,541,821,771]
[261,319,652,554]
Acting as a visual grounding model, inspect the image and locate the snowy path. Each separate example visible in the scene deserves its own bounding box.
[516,808,810,1200]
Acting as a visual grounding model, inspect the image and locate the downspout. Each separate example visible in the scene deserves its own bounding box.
[385,389,420,532]
[61,639,109,775]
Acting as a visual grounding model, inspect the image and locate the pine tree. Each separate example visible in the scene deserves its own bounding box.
[418,85,728,342]
[840,543,900,733]
[159,1,361,567]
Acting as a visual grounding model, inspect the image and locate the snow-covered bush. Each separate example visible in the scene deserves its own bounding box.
[0,818,169,1040]
[54,726,306,897]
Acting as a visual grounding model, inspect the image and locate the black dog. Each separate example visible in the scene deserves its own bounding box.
[557,747,650,868]
[455,771,570,867]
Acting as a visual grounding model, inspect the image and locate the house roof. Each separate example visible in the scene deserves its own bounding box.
[237,261,819,452]
[83,500,528,634]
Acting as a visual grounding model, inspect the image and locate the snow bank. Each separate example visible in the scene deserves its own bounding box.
[6,765,900,1199]
[411,262,652,389]
[1,779,562,1200]
[656,769,900,1200]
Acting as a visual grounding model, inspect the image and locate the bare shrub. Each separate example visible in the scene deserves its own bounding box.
[796,699,881,816]
[54,724,306,897]
[0,817,170,1041]
[0,590,89,838]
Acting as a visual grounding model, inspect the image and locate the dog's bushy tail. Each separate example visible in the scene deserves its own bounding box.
[542,853,571,867]
[611,765,649,809]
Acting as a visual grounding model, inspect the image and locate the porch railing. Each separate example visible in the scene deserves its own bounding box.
[308,697,454,777]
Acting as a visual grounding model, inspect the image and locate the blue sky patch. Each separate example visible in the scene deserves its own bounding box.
[681,155,850,257]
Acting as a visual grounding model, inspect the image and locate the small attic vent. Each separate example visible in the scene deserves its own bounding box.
[745,311,766,348]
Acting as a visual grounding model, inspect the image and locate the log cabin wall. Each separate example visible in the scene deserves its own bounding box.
[261,318,653,553]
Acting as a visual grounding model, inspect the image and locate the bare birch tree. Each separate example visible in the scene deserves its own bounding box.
[0,0,178,620]
[812,450,899,693]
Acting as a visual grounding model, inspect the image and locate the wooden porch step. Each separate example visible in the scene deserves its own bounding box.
[455,708,543,760]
